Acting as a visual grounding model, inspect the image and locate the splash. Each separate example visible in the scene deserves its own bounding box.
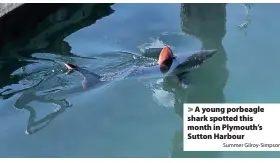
[138,38,169,54]
[238,3,252,30]
[160,31,186,36]
[146,78,175,108]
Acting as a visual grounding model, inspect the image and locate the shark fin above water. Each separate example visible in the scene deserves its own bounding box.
[64,63,100,78]
[64,63,79,71]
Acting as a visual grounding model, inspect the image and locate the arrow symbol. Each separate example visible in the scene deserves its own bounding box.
[188,107,193,112]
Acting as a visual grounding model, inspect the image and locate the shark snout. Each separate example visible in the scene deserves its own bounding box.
[199,49,217,60]
[186,49,217,63]
[205,49,217,58]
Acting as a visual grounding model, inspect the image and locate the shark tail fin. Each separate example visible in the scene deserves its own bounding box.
[64,63,79,71]
[64,63,101,82]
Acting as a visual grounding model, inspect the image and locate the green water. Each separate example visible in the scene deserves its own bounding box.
[0,3,279,158]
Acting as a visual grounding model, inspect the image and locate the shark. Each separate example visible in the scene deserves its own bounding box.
[1,46,216,104]
[64,46,217,89]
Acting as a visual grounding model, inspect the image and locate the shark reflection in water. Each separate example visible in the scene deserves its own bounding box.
[0,64,73,135]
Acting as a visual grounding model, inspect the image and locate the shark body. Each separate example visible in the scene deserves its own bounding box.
[65,48,217,90]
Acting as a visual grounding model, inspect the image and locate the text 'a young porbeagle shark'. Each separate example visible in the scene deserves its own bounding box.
[64,46,217,89]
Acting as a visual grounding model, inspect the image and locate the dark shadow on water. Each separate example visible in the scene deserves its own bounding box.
[165,3,229,158]
[0,3,114,89]
[0,4,67,49]
[0,3,114,135]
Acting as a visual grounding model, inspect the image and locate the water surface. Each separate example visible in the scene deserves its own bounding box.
[0,3,279,158]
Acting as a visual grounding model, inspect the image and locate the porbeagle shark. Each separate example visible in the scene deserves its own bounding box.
[64,46,217,89]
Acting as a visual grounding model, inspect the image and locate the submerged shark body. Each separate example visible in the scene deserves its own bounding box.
[65,49,217,89]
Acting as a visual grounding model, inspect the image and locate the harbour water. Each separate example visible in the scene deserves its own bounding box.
[0,3,280,158]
